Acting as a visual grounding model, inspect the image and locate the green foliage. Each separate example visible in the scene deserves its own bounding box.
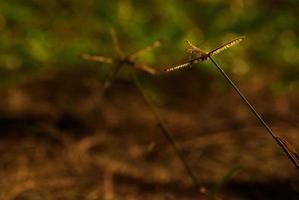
[0,0,298,88]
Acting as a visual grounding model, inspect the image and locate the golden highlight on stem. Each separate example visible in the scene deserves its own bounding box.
[164,36,245,73]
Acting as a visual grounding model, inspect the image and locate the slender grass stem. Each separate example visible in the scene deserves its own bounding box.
[208,56,299,170]
[132,73,201,190]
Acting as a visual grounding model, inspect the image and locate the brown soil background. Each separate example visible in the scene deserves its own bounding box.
[0,68,298,200]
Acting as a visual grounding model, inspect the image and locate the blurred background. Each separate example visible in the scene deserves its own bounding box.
[0,0,299,199]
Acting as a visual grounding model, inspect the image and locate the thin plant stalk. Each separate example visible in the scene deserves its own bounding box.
[208,56,299,170]
[132,73,201,190]
[103,63,123,90]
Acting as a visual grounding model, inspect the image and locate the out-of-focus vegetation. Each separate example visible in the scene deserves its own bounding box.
[1,1,299,199]
[0,0,298,89]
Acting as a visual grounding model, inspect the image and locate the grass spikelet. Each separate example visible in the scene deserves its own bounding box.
[208,36,245,56]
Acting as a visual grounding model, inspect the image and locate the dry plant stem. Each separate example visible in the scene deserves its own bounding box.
[103,63,123,90]
[208,56,299,170]
[82,28,159,91]
[276,137,299,167]
[128,39,162,60]
[110,28,124,59]
[132,74,201,190]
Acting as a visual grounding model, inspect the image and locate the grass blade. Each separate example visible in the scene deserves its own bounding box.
[210,167,242,200]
